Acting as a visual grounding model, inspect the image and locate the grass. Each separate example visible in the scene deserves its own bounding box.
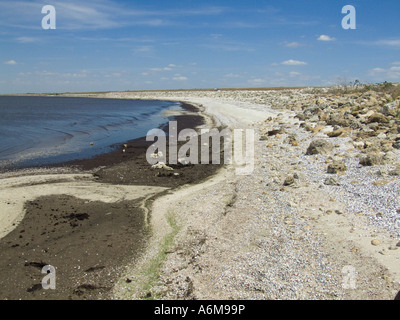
[141,211,181,300]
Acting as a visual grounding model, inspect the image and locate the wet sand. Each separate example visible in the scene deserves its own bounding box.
[0,102,222,300]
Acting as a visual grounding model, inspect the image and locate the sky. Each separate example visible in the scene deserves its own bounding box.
[0,0,399,94]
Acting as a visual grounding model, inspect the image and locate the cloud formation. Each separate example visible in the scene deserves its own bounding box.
[281,59,307,66]
[317,35,336,41]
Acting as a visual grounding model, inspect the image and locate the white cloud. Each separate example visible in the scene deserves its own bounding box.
[284,41,303,48]
[370,68,386,73]
[376,40,400,47]
[225,73,241,78]
[247,78,265,85]
[149,65,177,72]
[317,35,336,41]
[4,60,17,65]
[369,65,400,80]
[15,37,38,43]
[392,62,400,65]
[173,75,188,81]
[281,59,307,66]
[132,46,154,55]
[289,71,301,77]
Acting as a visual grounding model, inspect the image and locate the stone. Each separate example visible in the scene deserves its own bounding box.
[306,139,333,155]
[371,239,382,246]
[381,100,399,116]
[353,141,365,149]
[327,128,349,138]
[283,175,295,186]
[324,177,340,186]
[393,141,400,149]
[327,160,347,174]
[359,153,383,166]
[367,113,389,124]
[389,167,400,176]
[383,151,397,164]
[151,162,174,171]
[326,113,350,127]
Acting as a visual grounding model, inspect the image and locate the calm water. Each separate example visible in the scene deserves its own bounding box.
[0,96,180,168]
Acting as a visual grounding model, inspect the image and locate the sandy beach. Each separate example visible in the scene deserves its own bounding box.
[1,86,400,300]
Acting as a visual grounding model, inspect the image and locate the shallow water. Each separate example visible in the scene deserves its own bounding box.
[0,96,179,168]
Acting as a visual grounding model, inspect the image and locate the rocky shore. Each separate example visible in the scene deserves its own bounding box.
[2,84,400,300]
[89,84,400,300]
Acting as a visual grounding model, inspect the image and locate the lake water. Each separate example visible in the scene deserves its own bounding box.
[0,96,180,168]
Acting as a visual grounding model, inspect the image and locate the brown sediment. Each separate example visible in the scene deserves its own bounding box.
[0,101,223,300]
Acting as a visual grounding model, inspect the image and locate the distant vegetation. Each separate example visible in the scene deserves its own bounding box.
[306,81,400,100]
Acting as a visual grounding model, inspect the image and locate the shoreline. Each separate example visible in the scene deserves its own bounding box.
[1,87,400,300]
[107,88,400,300]
[0,100,223,299]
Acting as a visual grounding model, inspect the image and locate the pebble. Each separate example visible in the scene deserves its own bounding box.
[371,239,382,246]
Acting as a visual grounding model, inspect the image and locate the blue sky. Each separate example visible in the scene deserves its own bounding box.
[0,0,399,93]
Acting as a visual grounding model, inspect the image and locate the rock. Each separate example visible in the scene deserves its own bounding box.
[267,128,282,136]
[392,141,400,149]
[375,169,388,176]
[306,139,333,155]
[381,100,399,116]
[283,175,295,186]
[303,105,322,119]
[327,160,347,174]
[371,239,382,246]
[389,167,400,176]
[377,132,387,139]
[383,151,397,164]
[396,241,400,247]
[367,113,389,124]
[151,162,174,171]
[326,113,350,127]
[324,177,340,186]
[178,158,191,165]
[353,141,365,149]
[359,153,383,166]
[327,128,348,138]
